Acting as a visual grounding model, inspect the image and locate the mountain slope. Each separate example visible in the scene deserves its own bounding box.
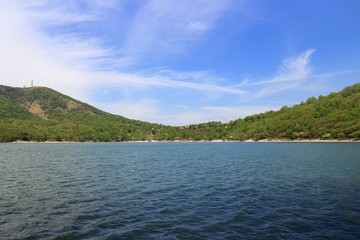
[0,85,168,142]
[225,83,360,140]
[149,83,360,141]
[0,85,106,119]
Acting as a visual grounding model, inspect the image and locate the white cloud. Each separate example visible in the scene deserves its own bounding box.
[0,3,315,126]
[253,83,301,98]
[2,1,353,126]
[186,21,213,32]
[0,2,319,126]
[88,71,246,95]
[157,70,225,84]
[250,49,315,86]
[94,99,161,121]
[10,0,99,27]
[0,0,241,96]
[125,0,231,56]
[234,49,316,98]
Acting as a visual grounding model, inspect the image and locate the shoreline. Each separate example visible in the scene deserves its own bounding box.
[7,139,360,144]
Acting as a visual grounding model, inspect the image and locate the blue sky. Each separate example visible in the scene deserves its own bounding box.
[1,0,359,125]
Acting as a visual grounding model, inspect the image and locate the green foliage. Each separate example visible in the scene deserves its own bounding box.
[0,85,170,142]
[225,83,360,140]
[0,83,359,142]
[0,95,37,120]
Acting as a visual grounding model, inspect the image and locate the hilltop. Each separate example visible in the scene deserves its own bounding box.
[0,83,359,142]
[0,85,168,142]
[0,85,106,119]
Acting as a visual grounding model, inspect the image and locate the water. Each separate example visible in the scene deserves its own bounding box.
[0,142,359,239]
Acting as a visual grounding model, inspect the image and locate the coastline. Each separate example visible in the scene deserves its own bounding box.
[8,139,360,143]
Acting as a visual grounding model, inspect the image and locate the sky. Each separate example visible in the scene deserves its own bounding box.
[1,0,359,126]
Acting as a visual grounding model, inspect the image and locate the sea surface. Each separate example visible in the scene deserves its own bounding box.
[0,142,359,239]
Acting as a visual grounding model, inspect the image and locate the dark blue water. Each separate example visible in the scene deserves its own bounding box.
[0,142,359,239]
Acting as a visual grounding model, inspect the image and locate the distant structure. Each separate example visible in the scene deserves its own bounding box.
[31,80,34,87]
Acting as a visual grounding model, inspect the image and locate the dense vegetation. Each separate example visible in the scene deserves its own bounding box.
[0,83,359,142]
[225,83,360,140]
[0,85,169,142]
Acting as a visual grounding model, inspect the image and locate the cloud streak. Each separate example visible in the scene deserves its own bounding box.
[1,1,354,126]
[0,1,317,124]
[125,0,232,56]
[249,49,315,86]
[1,1,241,94]
[89,71,246,95]
[235,49,316,98]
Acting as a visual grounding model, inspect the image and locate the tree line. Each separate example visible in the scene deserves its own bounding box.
[0,83,359,142]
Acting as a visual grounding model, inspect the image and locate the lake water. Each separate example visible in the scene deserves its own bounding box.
[0,142,359,239]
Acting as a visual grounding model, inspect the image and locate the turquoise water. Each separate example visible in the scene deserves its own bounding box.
[0,142,359,239]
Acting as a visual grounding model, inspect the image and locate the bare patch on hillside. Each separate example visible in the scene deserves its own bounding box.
[28,101,48,120]
[67,100,82,109]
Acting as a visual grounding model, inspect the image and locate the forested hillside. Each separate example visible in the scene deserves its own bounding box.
[225,83,360,140]
[0,85,168,142]
[152,83,360,141]
[0,83,359,142]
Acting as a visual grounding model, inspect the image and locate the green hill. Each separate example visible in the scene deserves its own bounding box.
[225,83,360,140]
[0,85,168,142]
[0,83,359,142]
[150,83,360,141]
[0,85,106,119]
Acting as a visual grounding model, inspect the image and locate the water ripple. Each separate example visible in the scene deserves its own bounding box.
[0,142,359,239]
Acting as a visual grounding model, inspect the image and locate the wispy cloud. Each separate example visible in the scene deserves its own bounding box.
[125,0,232,56]
[13,0,103,26]
[236,49,316,98]
[89,71,246,95]
[95,99,161,122]
[0,2,321,124]
[250,49,315,86]
[1,1,357,126]
[0,0,244,105]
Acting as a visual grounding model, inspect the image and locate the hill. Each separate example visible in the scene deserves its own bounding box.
[151,83,360,141]
[0,83,359,142]
[0,85,106,119]
[0,85,168,142]
[225,83,360,140]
